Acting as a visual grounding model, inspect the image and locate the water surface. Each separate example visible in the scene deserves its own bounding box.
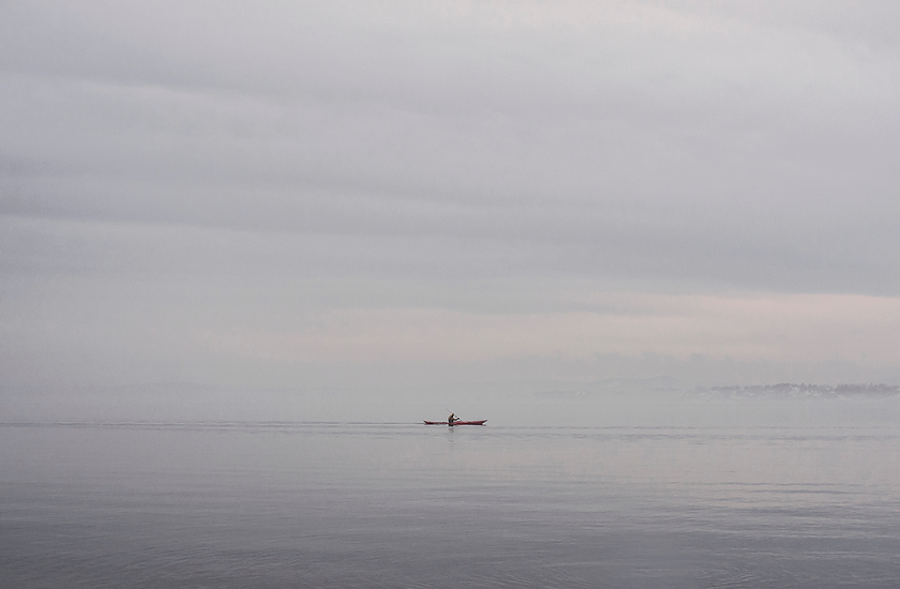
[2,415,899,588]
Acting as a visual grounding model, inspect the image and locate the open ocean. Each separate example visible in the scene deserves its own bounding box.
[2,393,900,588]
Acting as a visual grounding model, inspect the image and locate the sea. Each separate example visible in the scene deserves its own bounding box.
[2,388,900,588]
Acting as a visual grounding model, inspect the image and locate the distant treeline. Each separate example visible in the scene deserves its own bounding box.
[702,383,900,398]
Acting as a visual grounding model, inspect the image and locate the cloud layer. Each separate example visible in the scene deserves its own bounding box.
[2,1,900,390]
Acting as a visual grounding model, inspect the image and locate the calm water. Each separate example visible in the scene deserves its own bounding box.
[2,411,900,588]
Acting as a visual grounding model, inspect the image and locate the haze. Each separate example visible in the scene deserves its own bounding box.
[2,1,900,420]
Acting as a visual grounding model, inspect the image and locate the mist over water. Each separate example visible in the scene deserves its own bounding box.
[4,380,898,428]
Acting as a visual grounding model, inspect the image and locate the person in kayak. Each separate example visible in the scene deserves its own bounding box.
[448,413,460,426]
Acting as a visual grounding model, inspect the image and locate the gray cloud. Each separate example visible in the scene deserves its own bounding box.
[3,1,900,392]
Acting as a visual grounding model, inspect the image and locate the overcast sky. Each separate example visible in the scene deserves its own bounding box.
[2,0,900,395]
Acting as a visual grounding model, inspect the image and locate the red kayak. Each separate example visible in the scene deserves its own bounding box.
[424,420,487,426]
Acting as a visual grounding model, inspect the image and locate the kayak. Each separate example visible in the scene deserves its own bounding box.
[423,420,487,426]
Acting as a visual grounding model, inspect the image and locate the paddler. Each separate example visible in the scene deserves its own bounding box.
[448,412,459,426]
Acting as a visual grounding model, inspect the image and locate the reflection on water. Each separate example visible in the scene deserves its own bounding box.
[2,416,899,588]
